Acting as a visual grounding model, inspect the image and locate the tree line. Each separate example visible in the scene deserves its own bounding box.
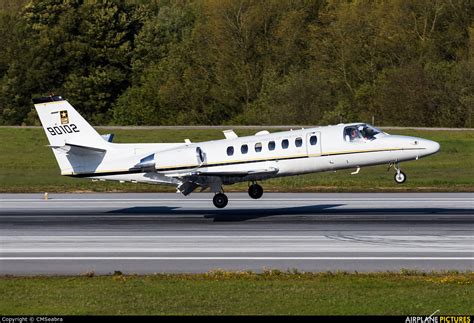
[0,0,472,127]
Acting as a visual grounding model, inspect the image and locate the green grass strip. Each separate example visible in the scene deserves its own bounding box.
[0,271,472,315]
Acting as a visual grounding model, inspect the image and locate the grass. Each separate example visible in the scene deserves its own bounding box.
[0,127,473,192]
[0,271,472,315]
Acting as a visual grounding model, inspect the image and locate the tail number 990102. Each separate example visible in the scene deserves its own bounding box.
[46,124,80,136]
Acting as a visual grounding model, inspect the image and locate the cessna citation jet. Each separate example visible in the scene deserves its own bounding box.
[33,96,440,208]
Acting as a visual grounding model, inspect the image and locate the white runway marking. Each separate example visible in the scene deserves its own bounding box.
[1,257,473,260]
[2,235,472,254]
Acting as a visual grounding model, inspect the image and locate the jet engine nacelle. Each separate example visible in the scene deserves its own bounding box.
[156,146,206,170]
[133,146,206,172]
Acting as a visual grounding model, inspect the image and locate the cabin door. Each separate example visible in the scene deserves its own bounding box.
[306,131,321,157]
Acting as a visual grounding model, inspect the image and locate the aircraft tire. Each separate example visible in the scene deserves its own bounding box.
[394,171,407,184]
[248,184,264,199]
[213,193,228,208]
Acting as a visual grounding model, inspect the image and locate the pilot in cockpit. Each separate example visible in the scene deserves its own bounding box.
[358,125,369,140]
[351,129,357,140]
[345,127,362,142]
[345,124,384,143]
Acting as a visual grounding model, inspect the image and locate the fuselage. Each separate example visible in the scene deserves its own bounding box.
[86,123,440,185]
[33,96,440,208]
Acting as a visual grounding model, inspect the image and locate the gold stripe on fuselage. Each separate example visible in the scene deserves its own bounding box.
[64,147,423,177]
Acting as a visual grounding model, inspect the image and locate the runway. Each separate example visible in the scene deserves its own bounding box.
[1,193,473,275]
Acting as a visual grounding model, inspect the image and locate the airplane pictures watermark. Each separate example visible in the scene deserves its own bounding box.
[405,310,471,323]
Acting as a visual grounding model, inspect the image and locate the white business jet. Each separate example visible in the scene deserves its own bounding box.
[33,96,440,208]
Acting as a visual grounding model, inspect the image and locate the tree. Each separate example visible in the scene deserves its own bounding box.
[1,0,139,124]
[0,0,472,126]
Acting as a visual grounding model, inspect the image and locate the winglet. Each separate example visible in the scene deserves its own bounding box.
[223,130,238,139]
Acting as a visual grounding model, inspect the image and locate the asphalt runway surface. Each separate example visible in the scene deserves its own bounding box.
[1,193,473,275]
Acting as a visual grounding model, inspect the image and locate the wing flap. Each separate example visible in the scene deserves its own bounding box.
[174,167,279,178]
[172,167,279,196]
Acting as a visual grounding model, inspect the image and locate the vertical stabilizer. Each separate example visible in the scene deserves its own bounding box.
[33,96,108,174]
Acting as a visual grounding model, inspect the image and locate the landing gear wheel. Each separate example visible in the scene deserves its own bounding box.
[394,171,407,184]
[248,183,263,199]
[213,193,228,208]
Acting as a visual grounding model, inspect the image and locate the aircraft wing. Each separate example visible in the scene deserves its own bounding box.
[173,167,279,195]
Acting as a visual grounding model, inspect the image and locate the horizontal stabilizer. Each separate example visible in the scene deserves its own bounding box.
[50,143,106,155]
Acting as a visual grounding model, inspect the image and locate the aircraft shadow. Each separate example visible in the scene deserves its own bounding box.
[107,205,474,222]
[107,204,343,222]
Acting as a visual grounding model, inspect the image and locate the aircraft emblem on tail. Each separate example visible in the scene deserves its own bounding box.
[60,110,69,124]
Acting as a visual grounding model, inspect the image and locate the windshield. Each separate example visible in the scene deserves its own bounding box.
[344,124,384,142]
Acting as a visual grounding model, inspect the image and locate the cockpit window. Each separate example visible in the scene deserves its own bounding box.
[344,126,363,142]
[344,124,383,142]
[360,125,383,140]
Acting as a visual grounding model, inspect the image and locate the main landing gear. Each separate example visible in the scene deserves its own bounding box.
[213,193,228,208]
[248,183,263,199]
[391,162,407,184]
[211,183,264,208]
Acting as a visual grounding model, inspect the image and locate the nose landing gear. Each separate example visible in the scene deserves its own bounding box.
[390,162,407,184]
[394,170,407,184]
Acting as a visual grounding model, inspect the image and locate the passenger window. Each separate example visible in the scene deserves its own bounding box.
[226,146,234,156]
[310,135,317,145]
[282,139,289,149]
[255,142,262,152]
[241,144,248,154]
[295,137,303,147]
[268,141,276,151]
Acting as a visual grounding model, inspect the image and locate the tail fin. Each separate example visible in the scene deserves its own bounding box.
[33,96,106,148]
[33,96,108,175]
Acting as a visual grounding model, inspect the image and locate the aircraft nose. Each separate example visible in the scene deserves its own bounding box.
[421,139,440,156]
